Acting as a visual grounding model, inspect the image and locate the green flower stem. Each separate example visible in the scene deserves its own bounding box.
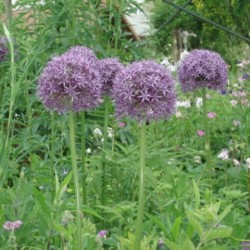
[248,168,250,213]
[134,121,146,250]
[68,112,83,250]
[51,112,56,198]
[81,111,87,205]
[201,88,212,169]
[5,0,13,25]
[101,96,109,208]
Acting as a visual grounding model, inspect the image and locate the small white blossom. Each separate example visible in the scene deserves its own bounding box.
[217,149,229,160]
[107,127,113,138]
[176,100,191,108]
[246,158,250,169]
[232,159,240,167]
[196,98,203,108]
[175,111,182,118]
[93,128,102,137]
[86,148,92,154]
[230,100,238,107]
[194,155,201,164]
[161,58,176,72]
[233,120,241,126]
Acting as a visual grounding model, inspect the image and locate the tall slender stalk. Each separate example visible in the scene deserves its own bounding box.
[5,0,12,26]
[81,111,87,205]
[248,168,250,213]
[101,96,109,207]
[201,88,212,169]
[68,112,83,250]
[134,121,146,250]
[0,25,16,182]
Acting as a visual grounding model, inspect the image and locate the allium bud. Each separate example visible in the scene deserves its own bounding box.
[37,46,102,114]
[99,58,123,95]
[112,60,176,122]
[178,49,228,92]
[0,37,8,62]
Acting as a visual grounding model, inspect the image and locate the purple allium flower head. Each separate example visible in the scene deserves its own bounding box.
[112,60,176,122]
[0,37,8,62]
[178,49,228,92]
[37,46,102,114]
[99,58,124,95]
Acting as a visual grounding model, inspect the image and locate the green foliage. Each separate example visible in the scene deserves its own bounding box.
[0,0,249,249]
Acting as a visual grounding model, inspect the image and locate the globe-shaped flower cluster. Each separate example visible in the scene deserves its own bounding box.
[0,37,8,62]
[99,58,123,95]
[112,60,176,122]
[37,46,102,113]
[178,49,228,92]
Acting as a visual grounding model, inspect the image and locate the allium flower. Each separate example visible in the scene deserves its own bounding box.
[207,112,216,118]
[99,58,123,95]
[98,230,108,238]
[197,130,205,137]
[37,46,102,113]
[112,60,176,121]
[178,49,228,92]
[217,149,229,160]
[3,220,23,231]
[0,37,8,62]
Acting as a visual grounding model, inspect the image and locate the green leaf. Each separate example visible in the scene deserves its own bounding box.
[216,204,233,224]
[192,179,200,209]
[182,237,195,250]
[186,212,203,239]
[206,227,233,242]
[171,216,182,241]
[164,238,180,250]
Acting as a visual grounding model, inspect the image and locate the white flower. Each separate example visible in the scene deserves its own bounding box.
[107,127,113,138]
[196,98,203,108]
[93,128,102,137]
[161,58,176,72]
[176,100,191,108]
[232,159,240,167]
[233,120,241,126]
[175,111,182,118]
[230,100,238,107]
[246,158,250,169]
[180,50,190,61]
[194,155,201,164]
[86,148,92,154]
[217,149,229,160]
